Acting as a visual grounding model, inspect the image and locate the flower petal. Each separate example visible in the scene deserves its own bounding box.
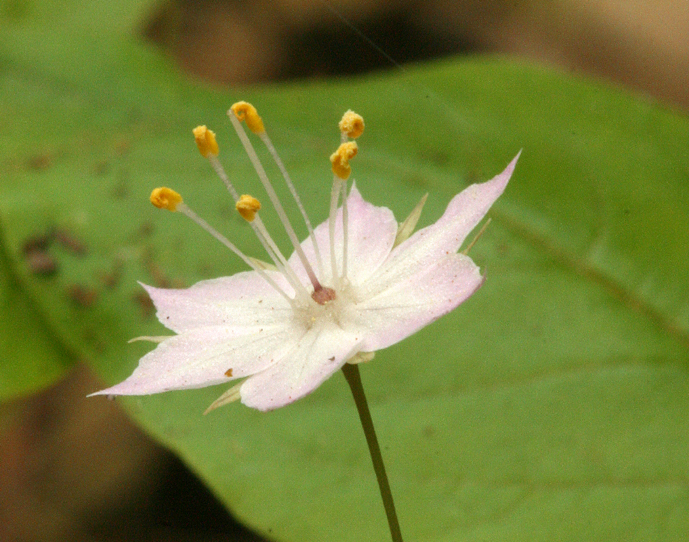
[289,183,398,286]
[142,270,294,334]
[239,322,363,411]
[355,253,483,351]
[89,322,302,396]
[358,154,517,299]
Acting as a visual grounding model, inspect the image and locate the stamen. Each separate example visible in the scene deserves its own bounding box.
[329,178,342,285]
[258,130,325,279]
[251,216,309,298]
[229,104,324,294]
[247,257,276,271]
[341,179,349,280]
[208,155,239,201]
[330,141,358,180]
[339,110,365,139]
[149,188,296,307]
[328,140,359,283]
[236,194,261,222]
[179,204,296,306]
[327,179,349,284]
[193,125,239,200]
[230,102,265,135]
[192,126,220,157]
[190,125,308,300]
[150,187,183,211]
[236,196,310,299]
[335,112,363,282]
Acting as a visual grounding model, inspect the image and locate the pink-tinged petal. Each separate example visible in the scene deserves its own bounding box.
[359,154,517,298]
[436,153,518,236]
[354,254,483,351]
[239,322,363,411]
[143,270,294,334]
[289,183,398,286]
[89,322,302,396]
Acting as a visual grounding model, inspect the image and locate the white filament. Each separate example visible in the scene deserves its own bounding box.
[259,131,325,279]
[228,111,323,293]
[177,203,296,307]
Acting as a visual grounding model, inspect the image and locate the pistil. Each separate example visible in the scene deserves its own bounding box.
[311,286,336,305]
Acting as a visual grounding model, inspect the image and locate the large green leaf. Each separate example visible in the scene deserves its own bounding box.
[0,229,72,398]
[1,1,688,540]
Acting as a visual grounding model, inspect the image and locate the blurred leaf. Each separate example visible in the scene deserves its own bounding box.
[0,232,72,399]
[1,1,689,541]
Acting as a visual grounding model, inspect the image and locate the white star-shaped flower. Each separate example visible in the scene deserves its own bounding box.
[91,104,518,412]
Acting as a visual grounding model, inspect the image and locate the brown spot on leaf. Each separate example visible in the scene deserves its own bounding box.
[422,425,435,438]
[26,153,51,171]
[133,291,155,318]
[26,250,58,276]
[22,234,51,254]
[137,221,154,238]
[114,138,131,156]
[98,259,124,289]
[143,249,173,287]
[23,234,57,275]
[67,285,97,308]
[53,228,87,255]
[111,174,130,199]
[92,159,110,176]
[141,248,184,288]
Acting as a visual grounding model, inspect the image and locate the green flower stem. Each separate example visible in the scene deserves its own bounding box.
[342,363,403,542]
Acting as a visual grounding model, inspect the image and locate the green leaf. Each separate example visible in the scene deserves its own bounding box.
[0,228,72,399]
[1,1,688,541]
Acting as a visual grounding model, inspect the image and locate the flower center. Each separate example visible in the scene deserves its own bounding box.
[297,281,356,331]
[311,286,337,305]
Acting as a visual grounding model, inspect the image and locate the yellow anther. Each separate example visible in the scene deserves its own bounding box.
[230,101,265,134]
[330,141,358,180]
[236,194,261,222]
[150,187,183,211]
[192,126,219,157]
[339,110,364,139]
